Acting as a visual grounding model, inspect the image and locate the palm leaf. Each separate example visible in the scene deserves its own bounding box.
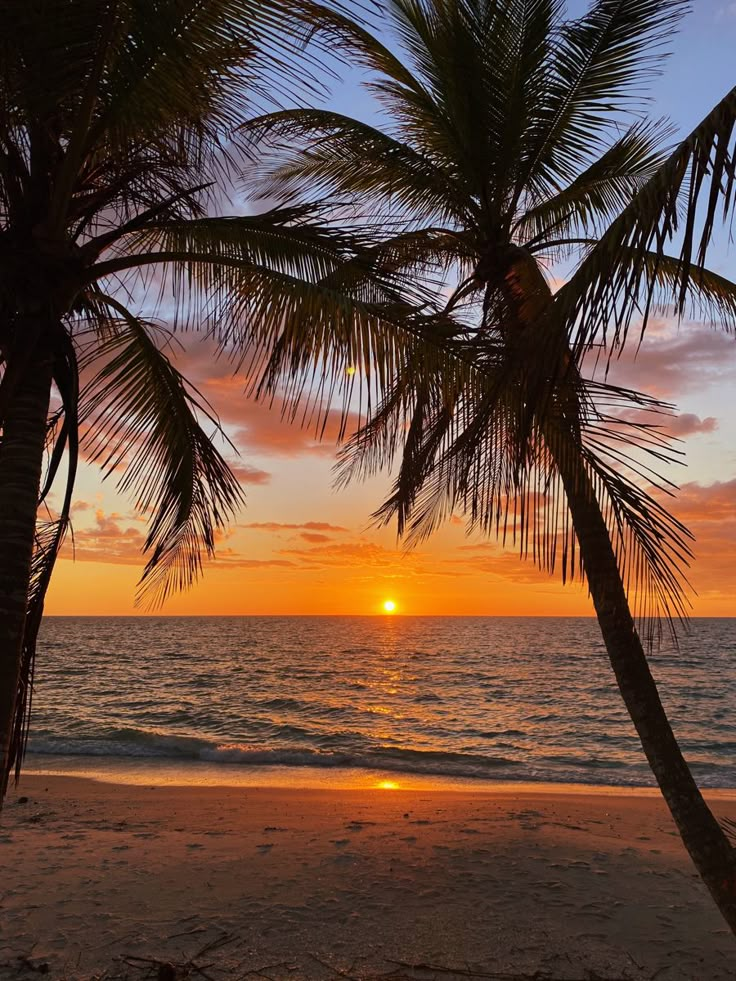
[338,348,692,644]
[554,84,736,357]
[86,209,474,432]
[241,108,474,224]
[520,0,689,195]
[518,118,671,247]
[79,300,244,606]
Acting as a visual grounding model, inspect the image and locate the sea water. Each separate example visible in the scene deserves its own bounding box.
[25,616,736,789]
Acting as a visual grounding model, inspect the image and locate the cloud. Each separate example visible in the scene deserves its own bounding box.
[172,339,362,458]
[299,532,332,543]
[591,321,736,399]
[273,540,460,578]
[614,408,719,438]
[229,398,360,458]
[664,478,736,599]
[674,478,736,524]
[667,414,718,437]
[447,551,565,585]
[211,551,297,569]
[61,509,146,565]
[227,462,271,485]
[279,540,407,567]
[243,521,348,532]
[716,3,736,20]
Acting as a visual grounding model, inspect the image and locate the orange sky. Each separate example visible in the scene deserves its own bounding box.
[43,5,736,620]
[45,319,736,617]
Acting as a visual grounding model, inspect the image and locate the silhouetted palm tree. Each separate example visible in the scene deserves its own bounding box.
[243,0,736,930]
[0,0,423,798]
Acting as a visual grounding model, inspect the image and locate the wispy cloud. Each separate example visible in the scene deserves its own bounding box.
[243,521,348,532]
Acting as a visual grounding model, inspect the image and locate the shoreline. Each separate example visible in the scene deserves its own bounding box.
[21,754,736,797]
[1,774,734,980]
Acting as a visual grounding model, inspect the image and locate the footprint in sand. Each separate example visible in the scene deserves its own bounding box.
[331,838,350,847]
[332,852,359,865]
[257,843,274,854]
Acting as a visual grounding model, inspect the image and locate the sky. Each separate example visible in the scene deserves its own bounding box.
[46,1,736,617]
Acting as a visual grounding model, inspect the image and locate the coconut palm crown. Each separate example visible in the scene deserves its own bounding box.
[245,0,736,627]
[242,0,736,931]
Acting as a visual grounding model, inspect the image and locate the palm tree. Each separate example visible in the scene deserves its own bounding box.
[241,0,736,931]
[0,0,431,801]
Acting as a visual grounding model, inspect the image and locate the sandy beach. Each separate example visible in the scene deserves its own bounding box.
[0,776,734,980]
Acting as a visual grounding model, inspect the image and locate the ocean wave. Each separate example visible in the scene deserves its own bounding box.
[27,728,517,779]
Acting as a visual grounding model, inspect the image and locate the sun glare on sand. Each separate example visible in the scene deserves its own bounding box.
[382,599,397,613]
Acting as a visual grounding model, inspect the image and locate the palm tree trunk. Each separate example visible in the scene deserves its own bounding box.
[498,250,736,931]
[557,447,736,932]
[0,341,53,800]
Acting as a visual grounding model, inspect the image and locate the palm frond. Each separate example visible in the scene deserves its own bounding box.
[337,346,692,645]
[241,108,474,224]
[0,0,355,241]
[87,210,476,435]
[519,118,671,247]
[520,0,689,194]
[554,84,736,357]
[79,300,244,606]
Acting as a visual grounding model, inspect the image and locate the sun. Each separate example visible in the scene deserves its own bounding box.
[382,599,397,614]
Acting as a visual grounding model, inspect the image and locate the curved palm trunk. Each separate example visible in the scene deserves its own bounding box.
[556,447,736,932]
[498,253,736,931]
[0,342,53,801]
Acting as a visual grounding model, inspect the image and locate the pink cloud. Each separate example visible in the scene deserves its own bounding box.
[667,414,718,437]
[243,521,348,532]
[592,322,736,399]
[227,462,271,485]
[613,408,719,438]
[171,338,362,458]
[61,509,146,565]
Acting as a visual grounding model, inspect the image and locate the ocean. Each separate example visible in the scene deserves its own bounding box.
[25,616,736,789]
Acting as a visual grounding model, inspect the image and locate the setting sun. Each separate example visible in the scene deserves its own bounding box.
[382,599,397,613]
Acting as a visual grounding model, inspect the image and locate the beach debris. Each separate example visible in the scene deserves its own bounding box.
[8,953,50,973]
[383,960,656,981]
[121,933,236,981]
